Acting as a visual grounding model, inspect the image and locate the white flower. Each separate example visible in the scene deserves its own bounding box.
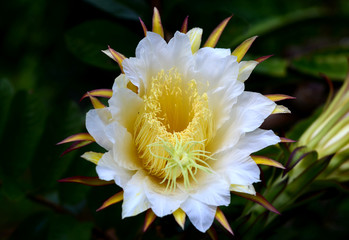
[85,29,280,232]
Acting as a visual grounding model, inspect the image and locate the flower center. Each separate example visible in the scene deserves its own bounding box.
[134,69,214,190]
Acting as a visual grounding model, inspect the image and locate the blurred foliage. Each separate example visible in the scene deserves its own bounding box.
[0,0,348,239]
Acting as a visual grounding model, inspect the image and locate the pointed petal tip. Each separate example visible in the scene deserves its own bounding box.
[152,7,164,38]
[265,94,296,102]
[255,54,273,63]
[58,176,113,186]
[180,16,189,33]
[105,46,126,72]
[143,209,156,232]
[232,191,280,215]
[139,17,147,36]
[80,89,113,102]
[88,93,106,109]
[272,105,291,114]
[59,141,93,157]
[232,35,258,62]
[203,15,232,48]
[81,151,103,165]
[215,208,234,235]
[173,208,186,230]
[207,227,218,240]
[57,133,95,145]
[251,155,285,169]
[97,191,124,212]
[280,137,296,143]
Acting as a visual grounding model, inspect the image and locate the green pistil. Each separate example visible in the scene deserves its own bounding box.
[147,134,214,191]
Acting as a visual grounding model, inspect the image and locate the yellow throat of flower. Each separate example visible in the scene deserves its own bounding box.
[134,69,215,190]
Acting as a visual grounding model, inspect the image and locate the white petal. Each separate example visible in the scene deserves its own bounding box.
[189,174,231,206]
[230,184,256,195]
[208,91,276,154]
[191,47,243,129]
[96,151,134,188]
[144,178,187,217]
[236,129,280,155]
[166,31,194,76]
[238,91,276,126]
[112,74,129,90]
[108,82,143,133]
[86,108,112,150]
[186,28,203,53]
[122,171,150,218]
[135,32,167,59]
[205,47,232,57]
[181,197,216,232]
[105,122,142,170]
[219,155,260,186]
[192,47,238,91]
[123,32,166,96]
[237,60,258,82]
[123,31,194,97]
[208,80,244,131]
[207,105,243,154]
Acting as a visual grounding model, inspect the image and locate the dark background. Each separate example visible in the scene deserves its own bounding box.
[1,0,349,239]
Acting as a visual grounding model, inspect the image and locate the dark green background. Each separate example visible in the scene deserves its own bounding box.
[1,0,349,239]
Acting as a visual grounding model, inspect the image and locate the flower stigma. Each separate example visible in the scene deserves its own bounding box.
[134,68,215,191]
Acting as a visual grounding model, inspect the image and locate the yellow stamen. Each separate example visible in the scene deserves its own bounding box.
[133,69,215,191]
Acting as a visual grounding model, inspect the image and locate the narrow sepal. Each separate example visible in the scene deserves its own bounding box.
[88,94,106,109]
[203,16,232,48]
[108,46,126,72]
[97,191,124,211]
[215,207,233,235]
[231,191,280,214]
[207,227,218,240]
[232,36,257,62]
[251,155,285,169]
[58,176,113,186]
[57,133,95,145]
[81,151,103,165]
[272,105,291,114]
[173,208,186,230]
[285,154,332,199]
[152,7,164,38]
[283,148,316,177]
[321,73,334,110]
[280,137,296,143]
[265,94,296,102]
[80,89,113,101]
[139,17,148,36]
[255,54,273,63]
[60,140,93,156]
[180,16,189,33]
[143,209,156,232]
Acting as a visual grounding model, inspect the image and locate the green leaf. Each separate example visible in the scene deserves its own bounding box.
[287,107,323,141]
[65,20,140,70]
[47,214,93,240]
[310,179,349,193]
[58,160,95,205]
[292,49,349,80]
[84,0,148,20]
[255,57,288,77]
[9,213,50,240]
[0,78,14,138]
[31,101,85,191]
[283,154,332,206]
[0,90,48,176]
[223,7,326,47]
